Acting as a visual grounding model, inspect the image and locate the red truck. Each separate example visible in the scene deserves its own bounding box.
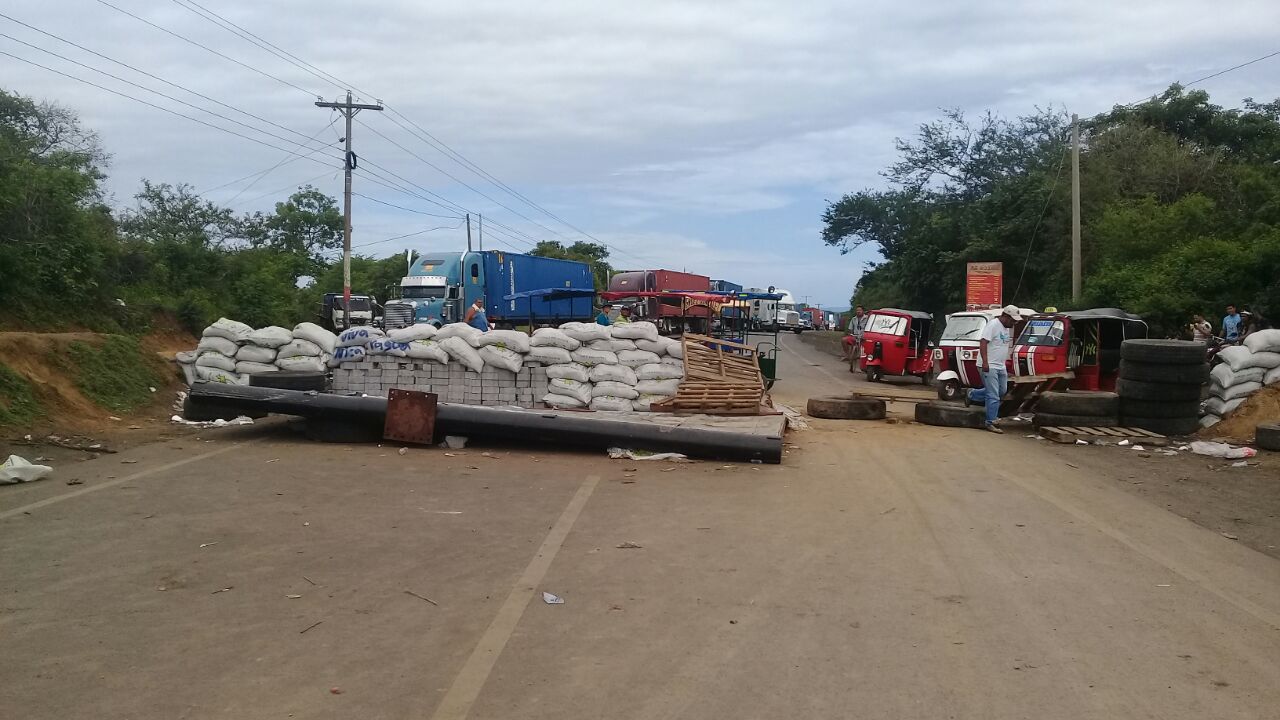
[801,307,823,330]
[607,269,712,334]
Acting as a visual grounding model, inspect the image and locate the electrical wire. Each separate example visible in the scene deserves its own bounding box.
[229,170,337,209]
[350,220,466,250]
[351,192,464,220]
[1110,48,1280,112]
[202,115,339,195]
[1011,147,1069,302]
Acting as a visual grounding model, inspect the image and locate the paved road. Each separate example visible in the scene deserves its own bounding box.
[3,335,1279,719]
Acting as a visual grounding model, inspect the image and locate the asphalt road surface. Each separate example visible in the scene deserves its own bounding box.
[3,333,1279,719]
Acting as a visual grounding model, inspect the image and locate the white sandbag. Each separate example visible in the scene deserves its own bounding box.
[632,394,673,411]
[560,321,610,343]
[1217,346,1262,371]
[660,356,684,370]
[1250,351,1280,369]
[531,327,581,351]
[548,377,592,405]
[1210,364,1265,388]
[636,362,683,380]
[588,338,636,353]
[592,381,639,400]
[635,339,668,355]
[479,345,524,373]
[666,338,685,359]
[1199,413,1221,428]
[571,347,618,367]
[248,325,293,348]
[546,363,590,383]
[527,346,572,365]
[439,336,484,372]
[366,338,410,357]
[196,335,239,356]
[195,351,237,372]
[235,361,278,375]
[277,338,323,359]
[202,317,253,343]
[589,364,638,385]
[618,349,661,368]
[610,321,659,341]
[276,355,326,373]
[1203,396,1245,417]
[590,395,634,412]
[435,322,484,347]
[1212,381,1261,401]
[195,365,245,385]
[235,345,277,363]
[476,329,531,354]
[175,350,198,365]
[337,326,384,348]
[1267,365,1280,386]
[1243,328,1280,354]
[330,346,367,366]
[292,322,337,354]
[636,378,681,396]
[405,339,448,363]
[387,324,437,342]
[542,393,585,409]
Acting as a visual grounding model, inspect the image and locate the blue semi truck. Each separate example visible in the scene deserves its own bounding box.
[382,251,595,329]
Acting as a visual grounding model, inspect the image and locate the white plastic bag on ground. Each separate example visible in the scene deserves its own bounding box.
[277,355,326,373]
[292,322,337,354]
[195,352,237,372]
[248,325,293,348]
[405,339,448,363]
[388,324,437,342]
[195,365,245,384]
[1199,413,1222,428]
[330,346,367,366]
[1189,441,1257,459]
[636,362,683,380]
[589,364,638,385]
[590,395,634,412]
[196,335,239,356]
[618,349,661,368]
[277,338,323,359]
[479,345,524,373]
[592,381,639,399]
[548,377,592,405]
[1203,396,1245,417]
[235,361,278,374]
[527,346,572,365]
[435,322,484,347]
[366,338,411,357]
[439,336,484,372]
[203,317,253,343]
[236,345,277,363]
[543,393,585,409]
[337,326,384,347]
[611,321,659,341]
[1,455,53,484]
[571,347,618,367]
[560,322,610,343]
[1243,328,1280,354]
[637,378,681,396]
[546,363,590,383]
[531,327,581,351]
[632,394,673,411]
[1212,381,1262,401]
[635,338,668,355]
[477,329,531,353]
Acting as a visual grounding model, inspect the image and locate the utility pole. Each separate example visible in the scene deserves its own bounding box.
[1071,112,1081,303]
[315,91,383,329]
[465,214,472,252]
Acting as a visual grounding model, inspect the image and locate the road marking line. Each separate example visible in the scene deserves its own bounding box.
[0,440,256,520]
[429,474,601,720]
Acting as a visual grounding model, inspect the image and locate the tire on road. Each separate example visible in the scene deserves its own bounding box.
[914,401,987,429]
[250,370,327,392]
[806,396,886,420]
[1121,415,1201,437]
[1118,398,1202,418]
[1036,391,1119,417]
[304,417,384,443]
[1120,339,1205,365]
[1116,378,1202,402]
[1257,423,1280,452]
[1033,412,1119,429]
[1119,360,1209,385]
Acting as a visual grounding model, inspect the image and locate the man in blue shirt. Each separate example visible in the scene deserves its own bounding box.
[1223,304,1242,343]
[464,297,489,331]
[596,304,613,326]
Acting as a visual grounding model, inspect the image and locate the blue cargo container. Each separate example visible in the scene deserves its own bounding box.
[711,279,743,293]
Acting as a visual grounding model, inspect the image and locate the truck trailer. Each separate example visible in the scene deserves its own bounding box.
[607,269,712,333]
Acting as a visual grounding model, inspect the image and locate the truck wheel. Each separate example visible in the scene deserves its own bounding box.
[1037,391,1119,417]
[1033,412,1119,428]
[806,396,886,420]
[1121,415,1201,437]
[914,401,986,429]
[1256,423,1280,452]
[865,366,883,383]
[1120,339,1206,365]
[1116,378,1202,402]
[1119,360,1210,384]
[937,379,962,402]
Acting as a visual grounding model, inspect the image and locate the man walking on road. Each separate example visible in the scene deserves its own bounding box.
[967,304,1021,433]
[842,305,867,362]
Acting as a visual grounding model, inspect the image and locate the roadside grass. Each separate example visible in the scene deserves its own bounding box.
[64,336,162,413]
[0,362,42,426]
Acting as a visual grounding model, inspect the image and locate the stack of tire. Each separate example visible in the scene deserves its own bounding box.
[1032,391,1119,429]
[1116,339,1207,436]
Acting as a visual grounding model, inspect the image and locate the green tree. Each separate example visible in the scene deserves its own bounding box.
[528,240,612,289]
[248,186,342,275]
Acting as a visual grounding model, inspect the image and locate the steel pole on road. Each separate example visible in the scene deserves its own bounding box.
[1071,112,1081,302]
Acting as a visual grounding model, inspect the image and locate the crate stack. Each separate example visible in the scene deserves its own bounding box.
[1116,339,1208,436]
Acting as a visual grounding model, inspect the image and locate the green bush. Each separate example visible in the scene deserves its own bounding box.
[65,336,160,413]
[0,363,41,426]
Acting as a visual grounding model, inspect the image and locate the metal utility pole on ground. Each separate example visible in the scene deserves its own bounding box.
[1071,113,1081,303]
[315,91,383,329]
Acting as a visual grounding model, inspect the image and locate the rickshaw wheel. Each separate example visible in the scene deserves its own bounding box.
[918,372,931,386]
[938,379,962,402]
[865,366,883,383]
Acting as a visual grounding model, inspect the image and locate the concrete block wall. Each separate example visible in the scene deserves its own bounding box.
[331,359,550,407]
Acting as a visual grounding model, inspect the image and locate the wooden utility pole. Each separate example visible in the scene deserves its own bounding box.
[315,91,383,329]
[1071,113,1081,302]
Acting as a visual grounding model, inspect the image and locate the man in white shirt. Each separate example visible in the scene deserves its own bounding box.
[967,304,1021,433]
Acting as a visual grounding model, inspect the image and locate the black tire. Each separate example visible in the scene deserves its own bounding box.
[304,417,384,443]
[1118,398,1202,418]
[914,401,987,429]
[250,370,327,392]
[937,379,963,402]
[182,395,267,421]
[806,396,886,420]
[1257,423,1280,452]
[1037,391,1119,416]
[1120,339,1205,365]
[1119,360,1209,385]
[1116,378,1202,402]
[865,366,883,383]
[1122,415,1200,437]
[1033,412,1119,428]
[918,372,931,387]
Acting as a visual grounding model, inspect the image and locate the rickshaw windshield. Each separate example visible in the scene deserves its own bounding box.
[865,313,908,336]
[941,316,987,341]
[1019,318,1065,346]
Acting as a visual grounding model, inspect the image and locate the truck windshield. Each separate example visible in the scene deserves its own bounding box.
[403,286,445,299]
[1019,319,1065,346]
[336,297,372,311]
[941,315,987,341]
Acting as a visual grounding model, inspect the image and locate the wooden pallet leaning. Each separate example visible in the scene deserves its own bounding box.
[651,334,767,415]
[1039,425,1169,446]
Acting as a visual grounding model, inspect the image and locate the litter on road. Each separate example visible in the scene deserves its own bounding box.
[1,455,53,485]
[542,592,565,604]
[608,448,690,462]
[1190,441,1257,459]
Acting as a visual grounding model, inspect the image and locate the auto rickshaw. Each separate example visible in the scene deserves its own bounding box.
[933,308,1036,401]
[860,308,934,383]
[1011,308,1147,391]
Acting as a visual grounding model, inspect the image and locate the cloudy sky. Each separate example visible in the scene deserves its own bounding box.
[4,1,1278,307]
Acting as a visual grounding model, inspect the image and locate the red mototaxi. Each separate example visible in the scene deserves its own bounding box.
[860,308,934,384]
[1011,308,1147,391]
[932,308,1034,401]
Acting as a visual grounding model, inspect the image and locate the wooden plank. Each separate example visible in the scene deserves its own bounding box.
[1039,426,1079,444]
[1096,427,1127,437]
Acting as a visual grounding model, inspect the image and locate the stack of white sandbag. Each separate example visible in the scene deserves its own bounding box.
[1201,329,1280,427]
[236,325,291,376]
[191,318,254,385]
[535,321,684,411]
[276,322,336,373]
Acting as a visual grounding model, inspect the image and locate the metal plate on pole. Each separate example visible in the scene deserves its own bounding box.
[384,389,438,445]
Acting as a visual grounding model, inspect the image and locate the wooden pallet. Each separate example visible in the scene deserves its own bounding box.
[1039,425,1169,446]
[651,334,767,415]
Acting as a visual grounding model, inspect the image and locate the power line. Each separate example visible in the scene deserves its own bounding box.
[202,116,339,195]
[229,170,338,209]
[351,192,464,220]
[1012,147,1069,302]
[1110,48,1280,112]
[350,220,466,250]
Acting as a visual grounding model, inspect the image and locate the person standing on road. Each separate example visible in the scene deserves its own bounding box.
[967,304,1021,434]
[464,296,489,331]
[1189,314,1213,343]
[1223,304,1242,343]
[842,306,867,362]
[596,303,614,326]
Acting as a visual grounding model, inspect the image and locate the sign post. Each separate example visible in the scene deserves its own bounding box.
[966,262,1003,311]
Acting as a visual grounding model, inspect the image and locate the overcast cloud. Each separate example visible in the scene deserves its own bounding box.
[4,0,1278,307]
